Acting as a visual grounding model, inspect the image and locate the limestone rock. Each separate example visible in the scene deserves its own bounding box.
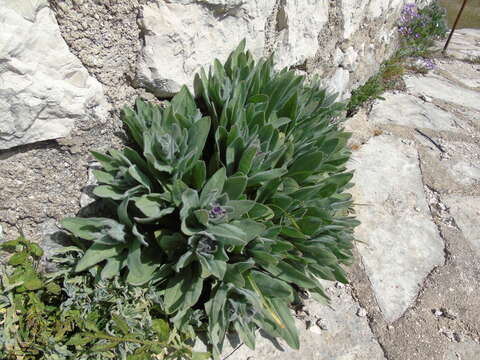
[444,196,480,255]
[136,0,330,97]
[369,93,463,132]
[441,29,480,62]
[342,0,370,39]
[273,0,329,69]
[136,0,276,97]
[352,135,445,322]
[0,0,109,150]
[405,74,480,111]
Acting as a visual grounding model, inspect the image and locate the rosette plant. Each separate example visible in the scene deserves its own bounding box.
[62,41,358,358]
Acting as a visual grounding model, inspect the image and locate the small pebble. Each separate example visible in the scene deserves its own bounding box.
[441,308,458,320]
[356,307,367,317]
[453,333,463,343]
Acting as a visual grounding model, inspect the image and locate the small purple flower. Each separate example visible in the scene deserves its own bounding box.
[208,204,227,220]
[423,58,436,70]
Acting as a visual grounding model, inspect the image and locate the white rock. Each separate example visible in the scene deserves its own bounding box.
[342,0,369,39]
[136,0,276,97]
[342,46,359,71]
[441,29,480,61]
[327,68,350,100]
[405,74,480,111]
[356,307,368,317]
[443,196,480,255]
[0,0,109,150]
[136,0,330,97]
[352,135,445,322]
[369,93,464,132]
[273,0,329,69]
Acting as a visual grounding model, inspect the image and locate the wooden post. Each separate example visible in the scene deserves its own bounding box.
[442,0,469,53]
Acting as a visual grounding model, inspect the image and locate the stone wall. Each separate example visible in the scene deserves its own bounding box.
[136,0,431,99]
[0,0,428,243]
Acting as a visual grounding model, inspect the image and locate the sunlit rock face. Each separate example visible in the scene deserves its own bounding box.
[0,0,108,150]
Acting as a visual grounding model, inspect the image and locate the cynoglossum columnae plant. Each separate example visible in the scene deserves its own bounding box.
[61,40,359,358]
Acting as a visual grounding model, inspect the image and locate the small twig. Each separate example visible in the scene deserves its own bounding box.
[415,128,446,153]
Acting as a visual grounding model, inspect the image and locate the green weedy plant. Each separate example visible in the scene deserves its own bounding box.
[0,237,207,360]
[61,41,359,358]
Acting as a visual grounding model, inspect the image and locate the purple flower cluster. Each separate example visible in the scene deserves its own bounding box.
[398,3,421,39]
[209,205,226,219]
[422,58,436,70]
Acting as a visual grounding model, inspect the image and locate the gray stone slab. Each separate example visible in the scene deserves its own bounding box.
[0,0,109,149]
[444,196,480,255]
[224,286,385,360]
[440,29,480,62]
[419,140,480,191]
[369,93,463,132]
[405,74,480,111]
[436,59,480,89]
[352,135,445,322]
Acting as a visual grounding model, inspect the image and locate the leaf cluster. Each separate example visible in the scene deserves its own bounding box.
[61,41,359,358]
[0,238,207,360]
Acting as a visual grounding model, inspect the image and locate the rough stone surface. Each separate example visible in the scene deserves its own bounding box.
[352,135,445,322]
[405,74,480,111]
[346,29,480,360]
[136,0,429,98]
[369,93,464,132]
[273,0,329,69]
[136,0,277,97]
[441,28,480,62]
[0,0,109,149]
[224,286,386,360]
[2,1,480,359]
[0,0,146,246]
[444,196,480,254]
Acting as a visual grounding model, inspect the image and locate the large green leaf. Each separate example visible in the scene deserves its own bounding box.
[200,168,226,205]
[263,261,318,289]
[188,116,211,155]
[61,218,126,245]
[126,239,158,285]
[227,200,256,219]
[250,270,292,298]
[164,264,204,314]
[247,168,287,187]
[223,175,247,200]
[75,243,124,272]
[207,223,248,246]
[264,298,300,350]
